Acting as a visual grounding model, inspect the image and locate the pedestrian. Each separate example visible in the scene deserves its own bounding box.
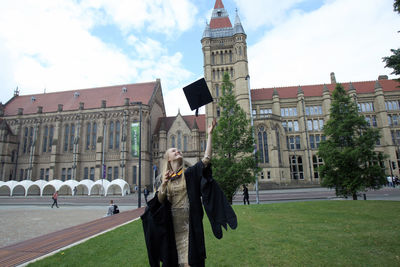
[387,176,393,187]
[243,184,250,205]
[141,119,237,267]
[143,186,149,203]
[51,191,59,208]
[106,200,119,216]
[73,186,77,196]
[134,185,138,192]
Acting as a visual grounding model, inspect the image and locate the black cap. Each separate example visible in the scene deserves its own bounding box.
[183,78,213,116]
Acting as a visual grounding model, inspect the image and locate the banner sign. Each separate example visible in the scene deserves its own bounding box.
[131,122,140,157]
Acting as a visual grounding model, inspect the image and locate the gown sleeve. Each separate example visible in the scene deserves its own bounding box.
[200,163,237,239]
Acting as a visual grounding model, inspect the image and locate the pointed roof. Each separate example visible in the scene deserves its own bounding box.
[210,0,232,29]
[154,114,206,134]
[234,9,245,34]
[214,0,224,9]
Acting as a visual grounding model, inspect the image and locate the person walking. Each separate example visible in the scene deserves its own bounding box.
[143,186,149,204]
[243,184,250,205]
[142,119,237,267]
[51,191,59,208]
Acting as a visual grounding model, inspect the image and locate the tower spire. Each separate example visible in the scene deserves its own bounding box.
[210,0,232,29]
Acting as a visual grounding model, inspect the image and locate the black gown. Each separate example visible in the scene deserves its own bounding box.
[141,161,237,267]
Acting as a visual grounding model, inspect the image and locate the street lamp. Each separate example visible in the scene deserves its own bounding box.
[132,101,142,208]
[245,75,259,204]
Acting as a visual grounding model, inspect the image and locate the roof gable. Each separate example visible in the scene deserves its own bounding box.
[154,114,205,134]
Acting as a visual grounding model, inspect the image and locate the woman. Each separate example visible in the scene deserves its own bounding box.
[142,119,237,267]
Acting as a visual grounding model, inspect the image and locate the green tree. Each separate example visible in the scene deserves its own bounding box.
[212,72,259,203]
[382,0,400,80]
[318,84,386,200]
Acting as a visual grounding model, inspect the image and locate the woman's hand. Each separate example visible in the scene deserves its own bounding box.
[162,170,173,185]
[208,118,217,135]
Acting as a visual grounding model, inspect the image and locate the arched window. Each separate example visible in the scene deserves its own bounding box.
[109,121,114,149]
[23,127,28,153]
[43,126,48,152]
[183,135,188,152]
[216,84,219,97]
[177,132,182,150]
[86,123,91,150]
[64,124,69,152]
[211,53,215,65]
[90,167,95,180]
[70,124,75,151]
[171,135,175,148]
[28,127,33,152]
[313,155,323,179]
[290,156,304,180]
[229,50,232,63]
[92,123,97,150]
[115,121,120,149]
[220,53,223,64]
[49,126,54,152]
[257,126,269,163]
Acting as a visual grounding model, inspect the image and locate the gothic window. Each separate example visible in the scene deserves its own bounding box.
[64,124,69,152]
[257,126,269,163]
[183,135,188,152]
[61,168,66,181]
[67,168,72,180]
[115,121,120,149]
[171,135,176,148]
[213,70,215,80]
[229,51,232,63]
[40,168,44,180]
[177,132,182,150]
[290,156,304,180]
[92,123,97,150]
[275,129,282,164]
[107,167,112,181]
[86,123,91,150]
[217,107,220,117]
[28,127,33,152]
[19,169,23,181]
[70,124,75,151]
[313,155,323,179]
[43,126,48,152]
[239,46,242,56]
[23,127,28,153]
[45,168,49,181]
[211,53,215,65]
[114,166,119,179]
[84,167,89,180]
[109,121,114,149]
[220,53,223,64]
[216,84,219,97]
[90,167,95,180]
[49,126,54,152]
[230,68,233,79]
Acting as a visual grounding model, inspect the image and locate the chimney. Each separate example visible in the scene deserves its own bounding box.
[58,104,63,112]
[378,75,388,80]
[330,72,336,84]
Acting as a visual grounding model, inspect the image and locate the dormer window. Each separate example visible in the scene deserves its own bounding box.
[73,92,80,98]
[217,11,222,16]
[31,96,36,102]
[122,87,127,93]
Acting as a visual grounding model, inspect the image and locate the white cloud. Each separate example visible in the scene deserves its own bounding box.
[82,0,198,36]
[0,0,195,104]
[247,0,400,89]
[234,0,305,29]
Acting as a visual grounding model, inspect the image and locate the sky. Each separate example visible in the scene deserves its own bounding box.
[0,0,399,116]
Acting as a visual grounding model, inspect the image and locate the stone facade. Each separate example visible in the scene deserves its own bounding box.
[0,81,165,191]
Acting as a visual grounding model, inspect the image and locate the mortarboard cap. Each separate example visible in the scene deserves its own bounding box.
[183,78,213,117]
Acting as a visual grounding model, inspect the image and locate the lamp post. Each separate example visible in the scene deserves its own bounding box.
[245,75,259,204]
[132,102,143,208]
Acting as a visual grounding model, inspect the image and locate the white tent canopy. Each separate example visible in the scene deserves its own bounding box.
[0,179,131,196]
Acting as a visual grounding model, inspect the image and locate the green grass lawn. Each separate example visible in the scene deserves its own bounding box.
[28,201,400,267]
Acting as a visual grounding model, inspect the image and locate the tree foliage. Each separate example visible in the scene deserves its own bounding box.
[317,84,386,199]
[211,72,259,203]
[382,0,400,81]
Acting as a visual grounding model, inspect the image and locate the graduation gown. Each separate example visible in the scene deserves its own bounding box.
[141,161,237,267]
